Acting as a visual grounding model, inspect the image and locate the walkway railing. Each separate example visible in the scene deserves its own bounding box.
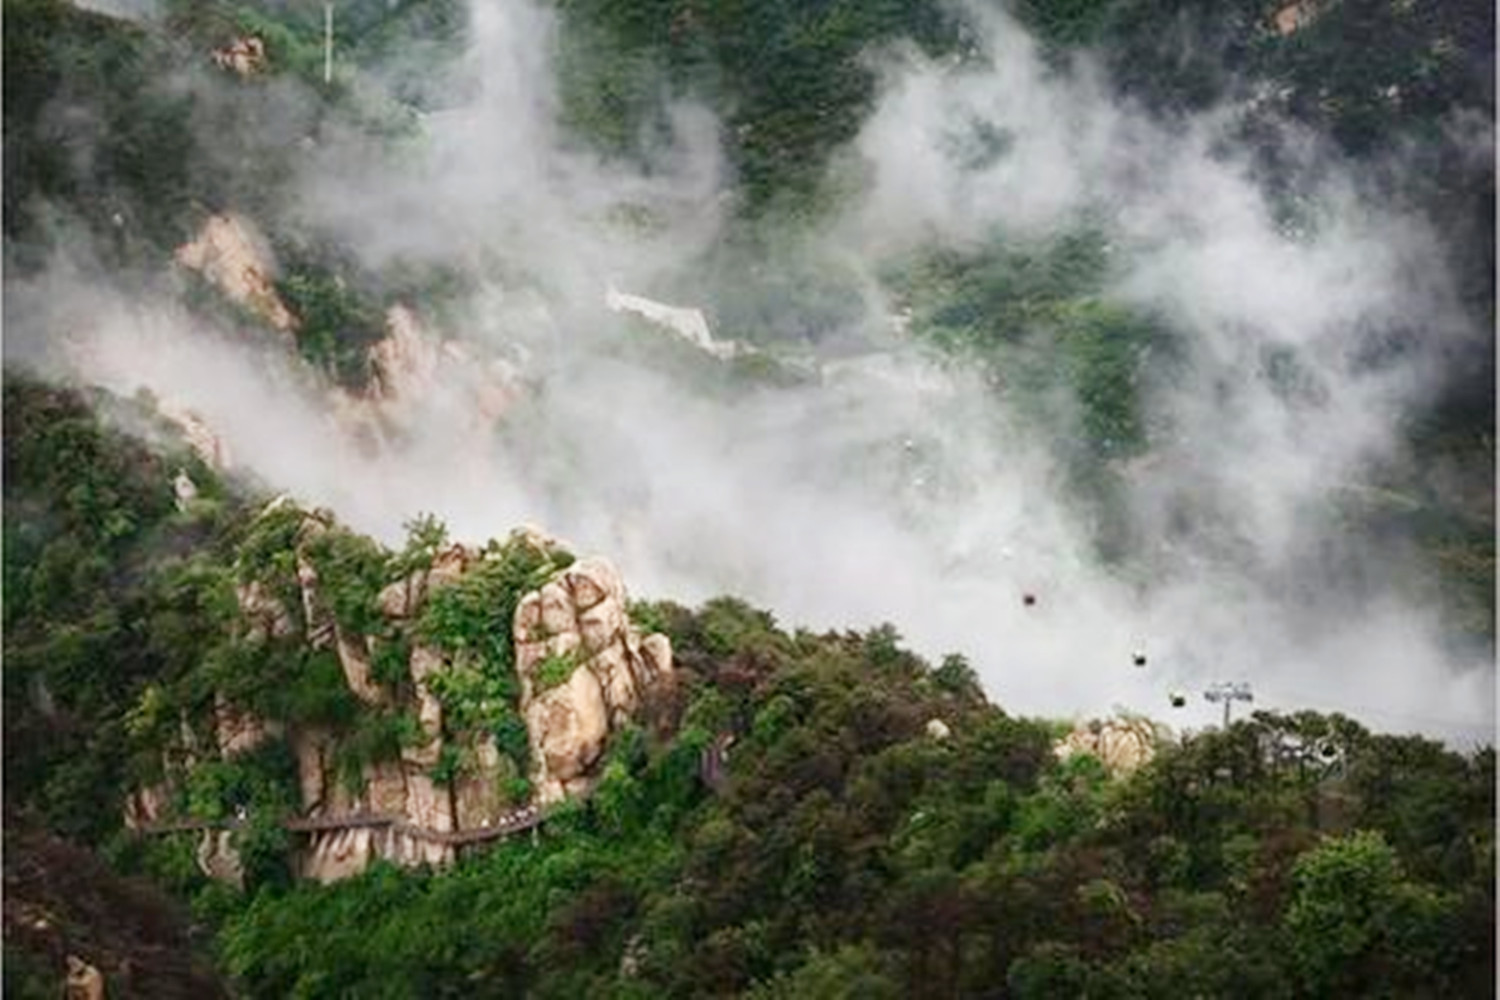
[139,730,733,851]
[138,804,548,846]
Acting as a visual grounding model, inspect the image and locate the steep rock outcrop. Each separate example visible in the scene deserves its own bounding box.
[174,214,298,333]
[143,509,665,881]
[211,36,267,75]
[235,579,296,642]
[195,830,244,889]
[370,304,443,409]
[1054,716,1161,776]
[514,557,673,803]
[454,736,507,830]
[363,305,523,442]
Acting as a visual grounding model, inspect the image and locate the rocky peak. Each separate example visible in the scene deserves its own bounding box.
[514,556,673,803]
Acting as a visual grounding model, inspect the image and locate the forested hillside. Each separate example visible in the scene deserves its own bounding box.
[4,374,1494,996]
[3,0,1493,995]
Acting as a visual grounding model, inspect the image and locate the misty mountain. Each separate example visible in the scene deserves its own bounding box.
[2,0,1494,995]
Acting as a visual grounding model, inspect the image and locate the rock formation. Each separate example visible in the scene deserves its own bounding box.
[214,692,279,757]
[122,784,172,830]
[366,304,523,436]
[1054,716,1161,776]
[174,214,298,333]
[156,398,232,470]
[211,35,267,75]
[64,956,105,1000]
[128,508,669,882]
[514,557,673,803]
[1271,0,1322,35]
[370,304,443,409]
[195,830,245,889]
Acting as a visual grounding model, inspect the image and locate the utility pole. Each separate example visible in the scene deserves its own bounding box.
[323,2,333,85]
[1204,681,1254,728]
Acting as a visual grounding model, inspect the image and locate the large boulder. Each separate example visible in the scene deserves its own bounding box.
[514,557,673,803]
[1054,716,1161,776]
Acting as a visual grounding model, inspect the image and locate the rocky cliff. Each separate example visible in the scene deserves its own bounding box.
[174,214,298,334]
[514,557,675,803]
[124,506,672,883]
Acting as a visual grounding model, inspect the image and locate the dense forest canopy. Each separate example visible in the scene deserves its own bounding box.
[2,0,1493,995]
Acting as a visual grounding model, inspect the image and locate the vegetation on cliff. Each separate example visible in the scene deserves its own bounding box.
[3,374,1494,996]
[2,0,1493,993]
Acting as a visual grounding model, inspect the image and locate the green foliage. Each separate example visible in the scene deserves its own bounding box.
[274,243,388,391]
[1283,828,1477,997]
[628,599,673,637]
[931,653,983,702]
[183,595,1494,997]
[533,649,581,694]
[334,709,422,788]
[184,738,298,824]
[896,227,1172,462]
[425,659,512,728]
[234,503,307,587]
[430,743,465,787]
[554,0,964,214]
[370,633,413,688]
[416,535,566,669]
[3,0,199,264]
[392,512,448,578]
[2,377,240,844]
[301,526,387,635]
[747,944,903,999]
[236,811,294,891]
[3,2,1494,990]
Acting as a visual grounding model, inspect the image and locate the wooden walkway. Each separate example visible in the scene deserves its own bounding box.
[139,731,731,850]
[139,805,547,846]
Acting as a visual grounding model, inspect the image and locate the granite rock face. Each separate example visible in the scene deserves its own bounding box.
[1054,716,1161,776]
[513,557,674,804]
[174,214,297,333]
[155,510,668,883]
